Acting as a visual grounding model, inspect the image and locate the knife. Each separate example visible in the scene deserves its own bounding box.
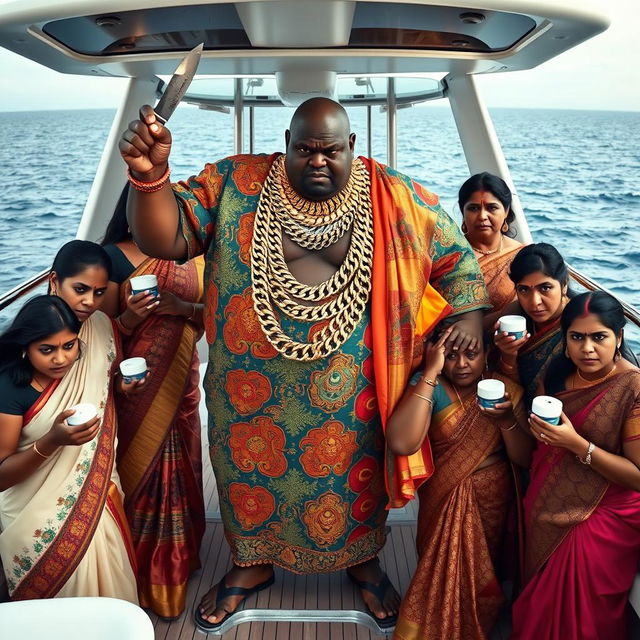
[154,43,204,125]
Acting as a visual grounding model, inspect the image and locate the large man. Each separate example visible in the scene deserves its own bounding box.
[119,98,488,630]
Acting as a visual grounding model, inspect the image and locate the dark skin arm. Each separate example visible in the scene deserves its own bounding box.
[103,281,159,332]
[441,309,483,352]
[386,328,452,456]
[0,410,100,491]
[493,318,531,382]
[479,394,534,468]
[118,105,187,260]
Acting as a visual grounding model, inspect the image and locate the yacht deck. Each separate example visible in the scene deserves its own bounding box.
[147,393,512,639]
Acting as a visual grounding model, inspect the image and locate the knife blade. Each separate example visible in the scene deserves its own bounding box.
[154,43,204,125]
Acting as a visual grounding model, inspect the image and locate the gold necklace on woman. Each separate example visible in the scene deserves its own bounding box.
[471,234,503,256]
[451,383,465,407]
[574,363,618,388]
[251,154,373,362]
[31,374,49,392]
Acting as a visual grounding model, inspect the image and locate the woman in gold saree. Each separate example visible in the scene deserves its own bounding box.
[0,294,137,602]
[513,291,640,639]
[387,328,533,640]
[101,186,206,618]
[458,172,523,323]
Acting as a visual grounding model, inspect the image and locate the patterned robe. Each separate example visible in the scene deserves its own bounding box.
[173,153,487,572]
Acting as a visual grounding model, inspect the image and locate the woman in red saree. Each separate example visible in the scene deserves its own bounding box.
[0,293,137,602]
[512,291,640,639]
[387,328,533,640]
[102,187,206,618]
[457,172,523,324]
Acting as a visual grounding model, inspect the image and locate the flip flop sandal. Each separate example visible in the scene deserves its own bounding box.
[193,573,275,632]
[347,570,397,629]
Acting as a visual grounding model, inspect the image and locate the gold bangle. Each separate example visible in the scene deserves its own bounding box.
[421,377,437,387]
[32,441,50,459]
[499,422,517,432]
[413,392,433,405]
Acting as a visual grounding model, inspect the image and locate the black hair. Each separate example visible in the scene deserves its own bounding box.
[0,295,81,386]
[509,242,569,289]
[508,243,574,333]
[457,172,515,236]
[544,291,636,395]
[50,240,112,289]
[101,184,132,246]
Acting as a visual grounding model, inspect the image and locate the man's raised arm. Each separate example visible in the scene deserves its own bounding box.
[118,105,187,260]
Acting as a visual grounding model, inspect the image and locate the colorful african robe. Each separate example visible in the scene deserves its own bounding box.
[173,153,487,572]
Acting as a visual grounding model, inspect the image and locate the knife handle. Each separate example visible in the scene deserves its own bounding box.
[153,111,167,126]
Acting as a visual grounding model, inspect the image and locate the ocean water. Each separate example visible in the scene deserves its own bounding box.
[1,106,639,341]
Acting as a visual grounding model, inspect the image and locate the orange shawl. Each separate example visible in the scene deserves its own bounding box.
[365,158,487,507]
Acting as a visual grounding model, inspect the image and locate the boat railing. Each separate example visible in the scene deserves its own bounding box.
[2,265,640,330]
[0,269,50,314]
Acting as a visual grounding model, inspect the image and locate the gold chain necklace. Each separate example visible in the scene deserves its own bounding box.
[250,155,373,361]
[280,157,362,226]
[32,374,49,391]
[574,363,617,388]
[471,234,503,256]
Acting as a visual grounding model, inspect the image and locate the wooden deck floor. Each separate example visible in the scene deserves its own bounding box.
[149,521,421,640]
[148,413,512,639]
[149,415,421,639]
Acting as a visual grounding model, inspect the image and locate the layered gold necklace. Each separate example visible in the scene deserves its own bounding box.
[251,155,373,361]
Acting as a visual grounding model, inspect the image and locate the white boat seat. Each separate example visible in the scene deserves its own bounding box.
[0,597,153,640]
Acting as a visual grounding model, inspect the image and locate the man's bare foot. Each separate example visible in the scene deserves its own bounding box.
[347,557,400,621]
[197,563,274,625]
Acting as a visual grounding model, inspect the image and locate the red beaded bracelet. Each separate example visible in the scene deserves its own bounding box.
[127,165,170,193]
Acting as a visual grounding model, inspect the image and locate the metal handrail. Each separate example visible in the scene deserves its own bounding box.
[0,269,49,312]
[1,266,639,329]
[568,266,640,329]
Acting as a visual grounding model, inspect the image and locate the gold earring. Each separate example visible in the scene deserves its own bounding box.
[461,221,468,234]
[501,221,509,233]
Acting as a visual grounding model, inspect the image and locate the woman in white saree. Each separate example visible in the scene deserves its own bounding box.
[0,243,141,602]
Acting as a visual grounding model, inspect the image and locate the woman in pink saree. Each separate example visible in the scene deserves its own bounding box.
[512,291,640,639]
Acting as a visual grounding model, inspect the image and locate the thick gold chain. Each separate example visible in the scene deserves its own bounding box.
[279,155,367,225]
[250,156,373,361]
[275,208,354,249]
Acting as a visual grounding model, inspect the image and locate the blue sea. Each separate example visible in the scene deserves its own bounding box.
[1,106,639,342]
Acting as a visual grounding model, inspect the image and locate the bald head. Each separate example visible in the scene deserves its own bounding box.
[285,98,356,201]
[289,97,351,140]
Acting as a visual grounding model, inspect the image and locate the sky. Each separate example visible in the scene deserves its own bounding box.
[0,1,637,112]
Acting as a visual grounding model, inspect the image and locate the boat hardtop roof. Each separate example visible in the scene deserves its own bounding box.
[0,1,609,106]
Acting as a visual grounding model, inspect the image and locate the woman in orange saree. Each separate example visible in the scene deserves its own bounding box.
[102,188,206,618]
[512,292,640,640]
[0,295,137,602]
[457,172,523,322]
[387,330,533,640]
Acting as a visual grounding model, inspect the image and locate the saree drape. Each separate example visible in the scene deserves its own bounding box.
[512,370,640,640]
[364,157,490,508]
[394,375,524,640]
[476,245,521,315]
[0,311,137,602]
[517,318,562,406]
[115,256,206,618]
